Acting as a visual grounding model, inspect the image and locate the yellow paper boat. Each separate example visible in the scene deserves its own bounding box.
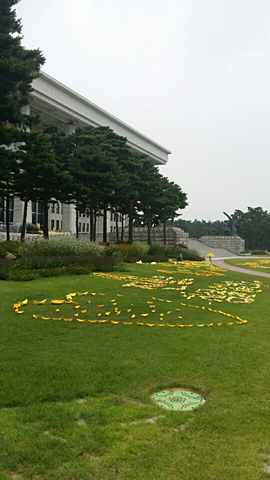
[52,317,62,321]
[64,318,73,322]
[51,300,65,305]
[15,309,24,314]
[88,320,97,323]
[105,312,111,316]
[76,318,86,322]
[33,299,47,305]
[146,323,155,327]
[81,310,87,314]
[111,320,119,325]
[77,292,88,296]
[13,302,22,309]
[98,320,107,324]
[141,313,149,317]
[123,322,133,325]
[33,314,38,319]
[41,316,50,320]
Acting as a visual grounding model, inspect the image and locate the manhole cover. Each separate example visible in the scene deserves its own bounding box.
[152,389,206,411]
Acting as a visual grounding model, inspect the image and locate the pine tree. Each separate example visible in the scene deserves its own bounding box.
[0,0,45,238]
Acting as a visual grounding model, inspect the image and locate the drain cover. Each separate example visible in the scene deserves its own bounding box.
[152,389,206,411]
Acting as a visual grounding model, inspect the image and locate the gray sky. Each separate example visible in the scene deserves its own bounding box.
[16,0,270,221]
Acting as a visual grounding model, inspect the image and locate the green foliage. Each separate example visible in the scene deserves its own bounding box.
[144,254,169,262]
[113,262,133,272]
[87,255,117,272]
[8,269,39,282]
[0,240,24,258]
[105,243,149,262]
[25,239,105,257]
[62,264,96,276]
[251,250,269,255]
[233,207,270,250]
[147,243,203,261]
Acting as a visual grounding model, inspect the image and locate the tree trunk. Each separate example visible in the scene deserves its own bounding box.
[103,204,107,243]
[115,210,119,244]
[43,199,49,239]
[163,213,167,244]
[147,208,152,245]
[89,199,94,242]
[21,190,29,243]
[93,211,97,242]
[128,202,134,244]
[121,214,124,243]
[6,182,10,241]
[75,204,79,239]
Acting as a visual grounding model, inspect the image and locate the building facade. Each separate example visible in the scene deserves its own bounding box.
[2,72,171,235]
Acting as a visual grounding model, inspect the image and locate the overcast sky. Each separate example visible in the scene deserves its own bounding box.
[16,0,270,221]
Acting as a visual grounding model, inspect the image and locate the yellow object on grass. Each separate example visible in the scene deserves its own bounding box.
[33,299,47,305]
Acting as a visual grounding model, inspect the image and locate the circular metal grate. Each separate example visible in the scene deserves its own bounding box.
[152,389,206,411]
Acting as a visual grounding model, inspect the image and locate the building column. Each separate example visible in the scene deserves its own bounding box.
[62,204,76,233]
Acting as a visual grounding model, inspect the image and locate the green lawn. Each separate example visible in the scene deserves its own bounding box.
[225,258,270,273]
[1,262,270,480]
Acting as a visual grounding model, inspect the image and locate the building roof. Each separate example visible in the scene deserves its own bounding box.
[30,71,171,165]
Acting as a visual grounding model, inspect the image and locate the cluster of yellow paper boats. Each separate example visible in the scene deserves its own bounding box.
[13,289,250,329]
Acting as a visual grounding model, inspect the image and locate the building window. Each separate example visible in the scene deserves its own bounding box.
[51,219,55,230]
[86,223,89,232]
[79,223,81,232]
[82,223,85,232]
[56,203,60,214]
[51,202,55,213]
[56,220,59,230]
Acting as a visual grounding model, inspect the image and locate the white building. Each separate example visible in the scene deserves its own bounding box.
[3,72,171,236]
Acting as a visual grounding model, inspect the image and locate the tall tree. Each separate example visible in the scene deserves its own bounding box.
[0,0,45,238]
[157,178,188,244]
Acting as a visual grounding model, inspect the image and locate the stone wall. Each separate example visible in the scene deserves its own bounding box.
[199,236,245,255]
[109,227,189,246]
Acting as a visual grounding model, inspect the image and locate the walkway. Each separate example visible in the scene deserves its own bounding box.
[212,259,270,278]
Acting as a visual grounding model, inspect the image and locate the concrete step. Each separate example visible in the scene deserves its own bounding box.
[188,239,237,259]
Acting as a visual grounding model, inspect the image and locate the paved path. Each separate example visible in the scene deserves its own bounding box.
[213,259,270,278]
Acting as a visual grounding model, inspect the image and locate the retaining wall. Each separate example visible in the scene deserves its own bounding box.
[199,236,245,255]
[109,227,189,246]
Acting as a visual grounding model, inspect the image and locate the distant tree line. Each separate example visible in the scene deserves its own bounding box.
[173,207,270,250]
[0,1,188,245]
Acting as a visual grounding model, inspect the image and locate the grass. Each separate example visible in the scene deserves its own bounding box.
[1,262,270,480]
[225,257,270,273]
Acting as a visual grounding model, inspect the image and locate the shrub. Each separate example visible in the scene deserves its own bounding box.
[25,238,105,257]
[26,223,40,234]
[88,255,117,272]
[0,259,12,279]
[8,269,39,281]
[16,254,99,270]
[106,243,149,262]
[143,254,168,263]
[62,264,96,276]
[113,262,132,272]
[0,240,24,258]
[251,250,269,256]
